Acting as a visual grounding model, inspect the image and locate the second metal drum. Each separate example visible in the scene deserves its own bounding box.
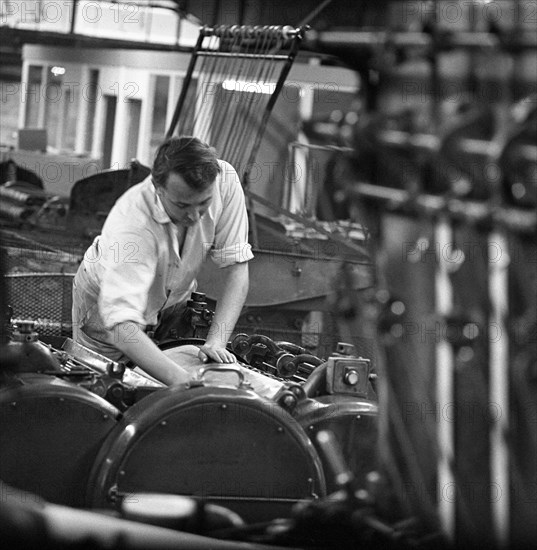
[0,373,120,507]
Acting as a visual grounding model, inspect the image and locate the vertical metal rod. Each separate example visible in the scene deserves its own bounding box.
[174,7,180,46]
[435,216,456,542]
[428,0,441,131]
[488,228,510,548]
[70,0,79,34]
[467,0,479,99]
[38,65,48,128]
[165,30,205,138]
[511,0,523,101]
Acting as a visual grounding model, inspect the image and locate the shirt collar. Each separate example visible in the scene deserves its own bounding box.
[149,180,172,224]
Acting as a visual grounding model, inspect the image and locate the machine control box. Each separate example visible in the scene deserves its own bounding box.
[326,356,371,397]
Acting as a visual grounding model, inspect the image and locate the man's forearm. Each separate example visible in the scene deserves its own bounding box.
[114,322,191,385]
[205,262,249,348]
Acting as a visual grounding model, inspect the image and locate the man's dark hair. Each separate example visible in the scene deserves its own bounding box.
[152,136,221,191]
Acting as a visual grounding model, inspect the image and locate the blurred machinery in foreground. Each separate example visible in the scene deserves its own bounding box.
[348,95,537,549]
[304,7,536,547]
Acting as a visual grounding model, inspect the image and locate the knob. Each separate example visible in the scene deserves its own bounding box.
[276,353,297,378]
[343,368,359,386]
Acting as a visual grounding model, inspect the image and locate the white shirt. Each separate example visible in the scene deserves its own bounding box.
[74,160,253,345]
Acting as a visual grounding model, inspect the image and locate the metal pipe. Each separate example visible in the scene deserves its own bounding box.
[350,183,537,234]
[306,30,537,52]
[196,51,289,60]
[434,217,456,543]
[488,228,511,548]
[70,0,79,34]
[375,130,536,163]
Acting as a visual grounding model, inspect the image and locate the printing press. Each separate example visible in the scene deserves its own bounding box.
[0,304,394,549]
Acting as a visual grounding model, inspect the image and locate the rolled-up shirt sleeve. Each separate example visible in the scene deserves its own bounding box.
[98,227,157,330]
[210,161,254,268]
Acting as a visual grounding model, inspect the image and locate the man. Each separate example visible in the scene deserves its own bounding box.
[72,136,253,385]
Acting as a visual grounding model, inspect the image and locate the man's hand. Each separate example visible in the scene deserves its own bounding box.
[198,262,248,365]
[198,343,236,364]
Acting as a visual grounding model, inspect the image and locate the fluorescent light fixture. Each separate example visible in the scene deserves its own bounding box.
[222,80,276,94]
[51,66,66,76]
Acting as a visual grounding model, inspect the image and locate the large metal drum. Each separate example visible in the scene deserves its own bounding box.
[0,373,120,507]
[87,345,326,523]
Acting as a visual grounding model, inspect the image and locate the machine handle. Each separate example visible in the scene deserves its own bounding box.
[196,364,246,388]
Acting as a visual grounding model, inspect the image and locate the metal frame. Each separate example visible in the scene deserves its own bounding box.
[165,24,307,187]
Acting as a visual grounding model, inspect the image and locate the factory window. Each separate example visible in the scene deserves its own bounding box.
[84,69,100,153]
[62,79,78,151]
[101,95,117,169]
[149,75,170,160]
[43,65,78,152]
[24,65,43,128]
[125,98,142,164]
[43,66,63,150]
